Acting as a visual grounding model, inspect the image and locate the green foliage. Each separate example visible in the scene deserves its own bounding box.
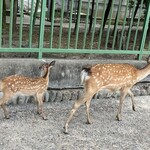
[129,0,150,19]
[129,0,149,12]
[128,0,134,9]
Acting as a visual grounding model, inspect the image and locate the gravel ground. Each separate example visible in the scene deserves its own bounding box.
[0,95,150,150]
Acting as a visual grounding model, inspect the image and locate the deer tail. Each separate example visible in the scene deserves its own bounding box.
[81,68,91,84]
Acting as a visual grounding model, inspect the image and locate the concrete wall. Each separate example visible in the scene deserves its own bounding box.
[0,59,150,104]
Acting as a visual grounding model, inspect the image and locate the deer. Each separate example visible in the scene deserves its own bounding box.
[64,56,150,134]
[0,60,55,120]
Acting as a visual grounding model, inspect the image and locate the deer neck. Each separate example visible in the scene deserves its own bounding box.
[137,64,150,81]
[43,67,50,80]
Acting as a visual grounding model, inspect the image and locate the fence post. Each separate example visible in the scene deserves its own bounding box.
[138,1,150,60]
[0,0,3,48]
[38,0,46,59]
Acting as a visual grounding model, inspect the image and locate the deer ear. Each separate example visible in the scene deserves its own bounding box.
[49,60,55,66]
[147,55,150,63]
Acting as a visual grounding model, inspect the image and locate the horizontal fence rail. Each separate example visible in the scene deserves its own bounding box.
[0,0,150,59]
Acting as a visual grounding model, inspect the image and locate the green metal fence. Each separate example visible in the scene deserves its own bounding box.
[0,0,150,59]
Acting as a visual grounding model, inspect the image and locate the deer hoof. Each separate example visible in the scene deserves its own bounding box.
[132,106,135,111]
[86,120,92,124]
[116,115,122,121]
[63,130,69,134]
[63,126,69,134]
[42,115,48,120]
[37,111,41,115]
[5,116,10,119]
[5,114,10,119]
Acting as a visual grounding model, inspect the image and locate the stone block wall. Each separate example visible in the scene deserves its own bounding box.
[0,59,150,105]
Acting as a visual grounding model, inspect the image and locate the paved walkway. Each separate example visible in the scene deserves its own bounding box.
[0,95,149,149]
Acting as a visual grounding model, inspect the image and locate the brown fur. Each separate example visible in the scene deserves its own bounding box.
[0,61,55,119]
[64,57,150,134]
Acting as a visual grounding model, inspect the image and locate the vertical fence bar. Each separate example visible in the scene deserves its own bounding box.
[138,0,150,60]
[90,0,99,49]
[38,0,46,59]
[125,0,137,50]
[50,0,56,48]
[98,0,107,49]
[0,0,3,47]
[58,0,65,48]
[9,0,14,47]
[132,0,144,50]
[29,0,34,48]
[75,0,82,49]
[19,0,24,48]
[82,0,90,49]
[119,0,129,50]
[67,0,74,48]
[112,0,122,49]
[148,41,150,51]
[105,0,114,49]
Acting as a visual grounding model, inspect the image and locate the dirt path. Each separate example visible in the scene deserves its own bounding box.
[0,95,150,150]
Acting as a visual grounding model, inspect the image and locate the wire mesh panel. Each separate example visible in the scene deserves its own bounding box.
[0,0,149,59]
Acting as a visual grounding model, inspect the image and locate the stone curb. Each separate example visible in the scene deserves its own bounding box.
[1,82,149,105]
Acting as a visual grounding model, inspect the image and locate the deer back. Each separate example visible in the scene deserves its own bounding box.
[1,75,47,94]
[82,64,138,91]
[0,60,55,95]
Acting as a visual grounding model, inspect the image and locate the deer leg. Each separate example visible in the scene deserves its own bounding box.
[64,92,94,134]
[116,89,128,121]
[36,100,40,115]
[37,100,42,115]
[1,104,9,119]
[85,98,93,124]
[0,93,12,119]
[35,95,39,114]
[64,97,86,134]
[36,94,42,114]
[127,90,135,111]
[37,94,47,120]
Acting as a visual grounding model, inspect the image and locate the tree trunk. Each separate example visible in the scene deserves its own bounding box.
[134,0,140,18]
[148,22,150,36]
[49,0,53,22]
[2,0,6,27]
[13,0,18,32]
[33,0,40,26]
[102,0,112,29]
[88,0,95,33]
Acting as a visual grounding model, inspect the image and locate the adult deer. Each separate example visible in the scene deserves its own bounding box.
[64,57,150,134]
[0,61,55,120]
